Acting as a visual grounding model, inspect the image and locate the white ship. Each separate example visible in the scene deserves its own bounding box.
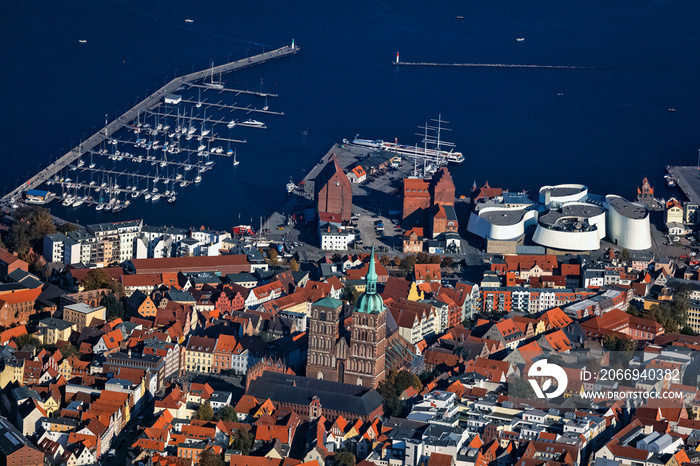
[349,115,464,164]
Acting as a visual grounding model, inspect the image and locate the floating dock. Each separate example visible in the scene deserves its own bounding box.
[3,44,300,205]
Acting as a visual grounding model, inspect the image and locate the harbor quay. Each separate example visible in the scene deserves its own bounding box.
[2,44,300,206]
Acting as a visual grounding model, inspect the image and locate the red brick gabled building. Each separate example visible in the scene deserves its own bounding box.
[0,287,41,327]
[402,178,431,223]
[0,248,28,281]
[315,153,353,222]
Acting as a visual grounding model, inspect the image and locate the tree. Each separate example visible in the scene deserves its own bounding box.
[331,451,356,466]
[380,255,391,266]
[399,255,416,277]
[217,405,237,422]
[392,256,402,267]
[14,333,41,349]
[508,376,536,399]
[57,223,79,233]
[548,353,565,366]
[626,303,641,317]
[59,344,80,359]
[681,325,697,336]
[341,285,359,306]
[416,252,430,264]
[621,248,631,260]
[644,298,688,333]
[441,256,453,268]
[394,370,423,395]
[101,293,124,321]
[198,448,224,466]
[266,248,278,265]
[232,428,253,455]
[82,269,123,296]
[376,370,423,417]
[289,258,300,272]
[195,402,214,421]
[10,206,56,259]
[603,334,636,368]
[429,255,441,264]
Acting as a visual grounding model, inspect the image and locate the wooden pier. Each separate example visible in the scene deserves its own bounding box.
[3,44,299,204]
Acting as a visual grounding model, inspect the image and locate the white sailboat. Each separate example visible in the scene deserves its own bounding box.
[204,62,224,89]
[233,150,239,166]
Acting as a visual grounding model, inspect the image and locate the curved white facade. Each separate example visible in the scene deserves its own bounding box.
[467,207,539,240]
[539,184,588,208]
[604,195,652,250]
[532,202,606,251]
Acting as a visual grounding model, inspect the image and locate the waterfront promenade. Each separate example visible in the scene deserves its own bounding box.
[2,44,299,205]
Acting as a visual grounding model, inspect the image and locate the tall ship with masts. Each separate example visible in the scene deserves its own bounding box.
[348,115,465,165]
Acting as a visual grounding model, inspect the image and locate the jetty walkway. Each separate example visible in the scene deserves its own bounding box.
[393,61,593,69]
[3,44,299,204]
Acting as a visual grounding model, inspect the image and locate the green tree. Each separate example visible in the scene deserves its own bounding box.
[57,223,79,233]
[195,402,214,421]
[377,370,423,417]
[59,344,80,359]
[394,370,423,395]
[101,293,124,321]
[399,255,416,277]
[548,353,565,366]
[232,428,253,455]
[621,248,631,260]
[217,405,237,422]
[416,252,430,264]
[626,303,642,317]
[14,333,41,349]
[603,334,636,368]
[10,206,56,259]
[198,448,224,466]
[331,451,356,466]
[289,258,300,272]
[645,298,688,333]
[508,376,536,399]
[441,256,453,268]
[681,325,697,336]
[82,269,123,296]
[341,285,360,306]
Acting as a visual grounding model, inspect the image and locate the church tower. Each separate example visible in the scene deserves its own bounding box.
[306,296,345,382]
[347,245,387,388]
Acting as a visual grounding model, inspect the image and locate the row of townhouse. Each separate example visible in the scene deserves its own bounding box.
[185,335,252,375]
[43,221,232,266]
[481,287,596,314]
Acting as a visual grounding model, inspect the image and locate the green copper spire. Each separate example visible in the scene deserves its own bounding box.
[366,243,378,294]
[355,243,385,314]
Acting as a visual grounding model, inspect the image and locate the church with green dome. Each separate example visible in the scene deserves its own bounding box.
[306,245,387,388]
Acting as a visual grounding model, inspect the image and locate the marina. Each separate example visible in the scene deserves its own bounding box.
[2,42,300,212]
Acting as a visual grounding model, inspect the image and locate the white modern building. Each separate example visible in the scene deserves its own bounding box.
[467,206,538,240]
[532,202,606,251]
[539,184,588,208]
[604,195,652,250]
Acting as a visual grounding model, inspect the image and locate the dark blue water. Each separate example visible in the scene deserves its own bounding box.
[2,0,699,229]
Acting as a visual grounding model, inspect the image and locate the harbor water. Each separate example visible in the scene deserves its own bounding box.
[1,0,699,229]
